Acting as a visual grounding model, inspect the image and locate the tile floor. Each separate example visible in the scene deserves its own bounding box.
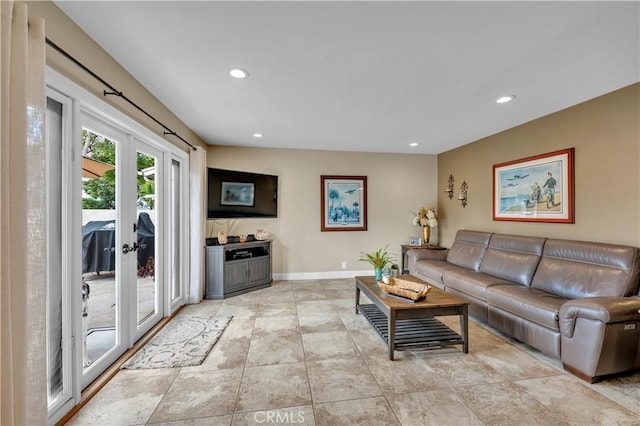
[68,279,640,426]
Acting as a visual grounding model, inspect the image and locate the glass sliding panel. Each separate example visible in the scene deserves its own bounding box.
[136,150,157,326]
[46,97,64,405]
[171,159,181,302]
[81,128,118,369]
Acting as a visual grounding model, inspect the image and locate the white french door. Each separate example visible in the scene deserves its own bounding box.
[79,113,165,388]
[131,139,164,339]
[79,114,128,386]
[46,69,190,424]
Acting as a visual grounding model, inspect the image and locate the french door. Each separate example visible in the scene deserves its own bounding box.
[46,70,190,423]
[79,113,164,387]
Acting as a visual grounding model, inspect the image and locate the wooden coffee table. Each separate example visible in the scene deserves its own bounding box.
[355,275,469,360]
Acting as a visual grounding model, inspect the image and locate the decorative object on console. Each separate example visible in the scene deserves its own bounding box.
[217,231,227,245]
[423,227,431,246]
[358,246,395,281]
[238,233,248,243]
[409,236,422,246]
[492,147,574,223]
[255,229,269,240]
[444,174,455,199]
[320,175,367,232]
[413,206,437,245]
[459,181,468,208]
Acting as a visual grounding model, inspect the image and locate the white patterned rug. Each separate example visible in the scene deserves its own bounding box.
[121,315,232,369]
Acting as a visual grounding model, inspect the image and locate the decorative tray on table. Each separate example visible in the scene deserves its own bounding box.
[378,277,431,301]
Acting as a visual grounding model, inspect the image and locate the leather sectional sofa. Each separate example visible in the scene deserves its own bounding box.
[407,230,640,382]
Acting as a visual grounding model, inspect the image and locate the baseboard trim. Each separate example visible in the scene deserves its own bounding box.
[273,270,372,281]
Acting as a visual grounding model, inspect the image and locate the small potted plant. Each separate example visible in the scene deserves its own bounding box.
[358,246,395,281]
[390,263,400,278]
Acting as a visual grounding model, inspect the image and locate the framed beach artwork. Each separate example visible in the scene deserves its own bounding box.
[321,175,367,231]
[493,148,574,223]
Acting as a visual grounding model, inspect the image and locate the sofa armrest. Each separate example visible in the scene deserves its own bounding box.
[406,248,449,262]
[559,297,640,338]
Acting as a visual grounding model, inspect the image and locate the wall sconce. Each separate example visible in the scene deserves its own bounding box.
[458,180,468,208]
[444,174,455,199]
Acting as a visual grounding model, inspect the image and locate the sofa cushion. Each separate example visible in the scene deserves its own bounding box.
[414,259,463,285]
[443,269,513,301]
[479,234,546,286]
[531,239,640,298]
[486,285,567,331]
[447,230,492,272]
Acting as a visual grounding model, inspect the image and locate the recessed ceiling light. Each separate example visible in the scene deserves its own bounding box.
[409,142,419,147]
[496,95,515,104]
[229,68,249,79]
[253,133,263,138]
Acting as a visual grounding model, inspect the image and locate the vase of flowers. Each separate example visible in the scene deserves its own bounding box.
[423,226,431,246]
[413,206,438,245]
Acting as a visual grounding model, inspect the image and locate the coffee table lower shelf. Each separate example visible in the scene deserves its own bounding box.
[358,303,464,352]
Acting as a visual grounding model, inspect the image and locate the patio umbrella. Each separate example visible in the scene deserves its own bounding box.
[82,156,114,178]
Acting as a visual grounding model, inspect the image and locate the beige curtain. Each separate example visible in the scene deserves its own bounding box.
[0,1,47,424]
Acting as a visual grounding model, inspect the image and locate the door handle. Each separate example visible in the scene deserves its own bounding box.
[123,242,146,253]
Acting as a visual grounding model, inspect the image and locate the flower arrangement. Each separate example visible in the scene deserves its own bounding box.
[413,206,438,227]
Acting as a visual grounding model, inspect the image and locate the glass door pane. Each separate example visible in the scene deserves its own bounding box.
[129,139,164,343]
[81,128,119,371]
[171,159,181,303]
[46,97,65,406]
[136,149,158,327]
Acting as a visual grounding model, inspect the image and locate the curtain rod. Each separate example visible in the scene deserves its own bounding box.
[45,37,197,151]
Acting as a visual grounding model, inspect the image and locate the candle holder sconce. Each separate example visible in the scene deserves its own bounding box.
[458,181,468,208]
[444,174,455,199]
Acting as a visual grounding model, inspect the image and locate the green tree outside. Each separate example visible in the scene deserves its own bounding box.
[82,130,155,210]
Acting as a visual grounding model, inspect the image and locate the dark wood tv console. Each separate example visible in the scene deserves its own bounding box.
[205,239,272,299]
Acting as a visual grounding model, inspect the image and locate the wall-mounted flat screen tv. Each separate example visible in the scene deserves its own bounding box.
[207,168,278,219]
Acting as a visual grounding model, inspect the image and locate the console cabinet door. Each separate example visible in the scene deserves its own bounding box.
[249,256,271,286]
[224,260,249,292]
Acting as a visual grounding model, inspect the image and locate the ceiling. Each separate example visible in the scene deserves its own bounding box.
[54,1,639,154]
